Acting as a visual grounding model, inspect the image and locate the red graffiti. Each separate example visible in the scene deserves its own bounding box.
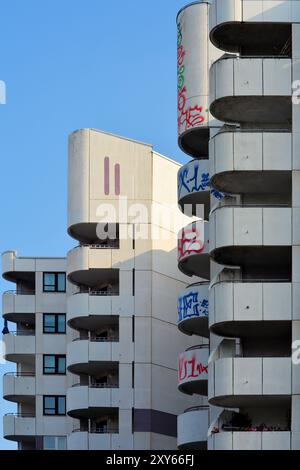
[177,23,206,134]
[178,227,205,261]
[178,87,205,132]
[178,353,208,383]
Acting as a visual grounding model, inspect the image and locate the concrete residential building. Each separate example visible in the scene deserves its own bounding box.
[176,0,300,451]
[2,129,200,450]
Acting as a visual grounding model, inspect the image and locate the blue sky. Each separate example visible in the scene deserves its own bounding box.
[0,0,190,449]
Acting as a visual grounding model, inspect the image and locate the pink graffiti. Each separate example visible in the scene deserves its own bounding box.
[177,24,206,134]
[178,353,208,383]
[178,227,205,261]
[178,87,205,132]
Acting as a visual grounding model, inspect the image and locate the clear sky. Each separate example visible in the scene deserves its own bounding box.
[0,0,191,449]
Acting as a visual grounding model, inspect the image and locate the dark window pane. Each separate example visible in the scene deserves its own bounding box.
[57,437,67,450]
[44,355,55,373]
[44,396,56,415]
[44,315,56,333]
[44,273,55,291]
[58,357,66,374]
[57,315,66,333]
[44,437,56,449]
[57,397,66,415]
[57,274,66,292]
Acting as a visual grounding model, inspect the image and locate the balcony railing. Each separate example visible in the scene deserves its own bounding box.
[186,344,209,352]
[184,405,209,413]
[9,330,35,336]
[4,413,35,418]
[73,426,119,434]
[211,276,291,289]
[215,127,290,136]
[90,336,119,343]
[212,202,290,214]
[72,335,119,343]
[76,289,118,297]
[4,372,35,377]
[4,290,35,296]
[221,425,290,432]
[72,383,119,389]
[80,242,119,249]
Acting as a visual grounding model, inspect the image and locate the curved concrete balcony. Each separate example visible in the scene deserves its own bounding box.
[67,430,120,450]
[178,221,210,280]
[177,159,223,219]
[178,345,209,396]
[177,406,209,450]
[208,431,291,450]
[3,332,35,364]
[67,291,130,331]
[210,279,292,338]
[208,357,292,408]
[209,0,296,54]
[67,245,120,286]
[176,1,214,158]
[210,56,292,126]
[178,159,210,219]
[178,282,209,338]
[3,290,35,324]
[67,384,121,418]
[3,414,35,442]
[2,251,35,284]
[209,130,292,195]
[3,373,35,404]
[209,205,292,267]
[67,339,120,375]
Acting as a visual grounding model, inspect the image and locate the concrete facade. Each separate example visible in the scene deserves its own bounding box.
[2,129,199,450]
[176,0,300,451]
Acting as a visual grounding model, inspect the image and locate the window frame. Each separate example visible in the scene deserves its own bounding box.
[43,354,66,375]
[43,313,66,334]
[43,272,66,293]
[43,436,67,450]
[43,396,66,416]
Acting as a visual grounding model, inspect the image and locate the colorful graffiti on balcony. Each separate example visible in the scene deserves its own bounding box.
[178,291,208,323]
[177,22,206,135]
[178,352,208,383]
[178,162,224,201]
[178,165,210,198]
[178,226,205,261]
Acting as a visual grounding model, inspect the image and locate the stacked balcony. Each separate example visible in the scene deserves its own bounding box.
[2,252,37,447]
[207,0,294,450]
[66,226,125,440]
[175,1,221,450]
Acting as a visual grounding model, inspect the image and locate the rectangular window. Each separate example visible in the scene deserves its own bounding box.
[43,396,66,416]
[43,273,66,293]
[43,355,66,375]
[43,314,66,334]
[43,436,67,450]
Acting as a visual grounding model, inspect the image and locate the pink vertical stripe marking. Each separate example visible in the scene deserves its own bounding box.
[115,163,120,196]
[104,157,110,195]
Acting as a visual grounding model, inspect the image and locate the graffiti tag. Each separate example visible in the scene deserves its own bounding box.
[178,292,208,323]
[177,22,206,135]
[178,353,208,382]
[178,227,205,261]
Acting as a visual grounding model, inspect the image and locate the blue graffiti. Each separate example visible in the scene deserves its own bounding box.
[178,162,224,200]
[211,188,224,200]
[178,292,209,323]
[178,162,210,197]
